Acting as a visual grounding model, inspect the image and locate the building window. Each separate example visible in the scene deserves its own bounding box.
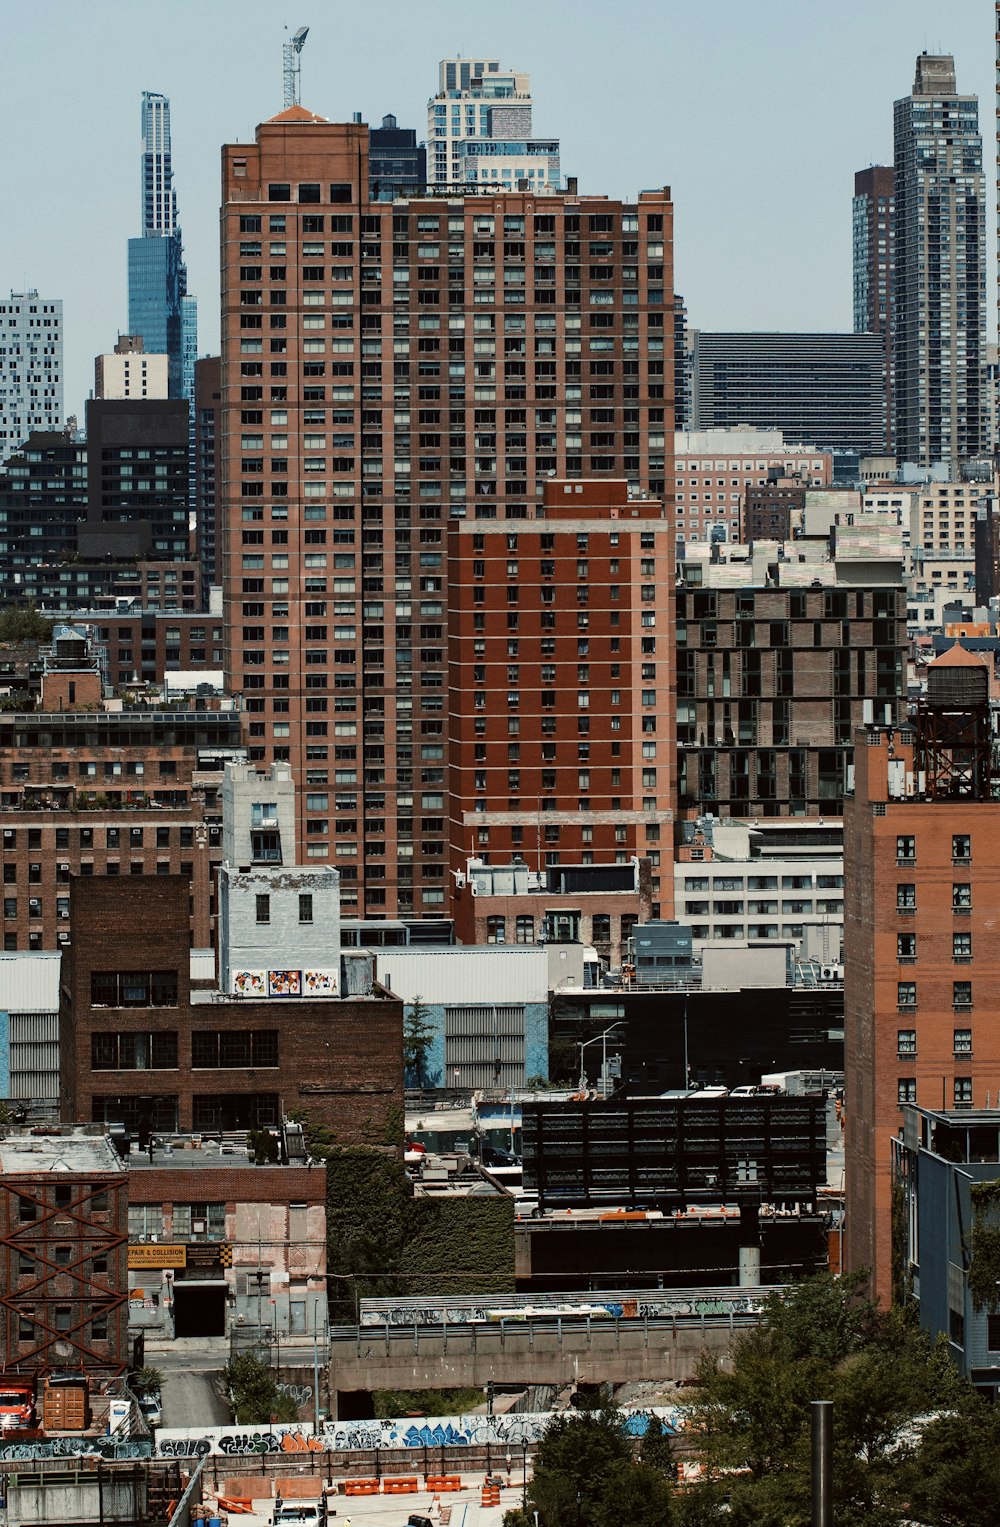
[953,981,972,1009]
[256,894,270,923]
[89,971,178,1008]
[895,835,915,862]
[897,1078,917,1104]
[191,1031,279,1069]
[896,884,916,910]
[299,894,313,923]
[515,915,534,944]
[487,915,506,945]
[897,982,916,1010]
[954,1077,973,1105]
[91,1033,178,1070]
[953,931,972,961]
[897,932,916,961]
[952,883,972,911]
[954,1029,973,1056]
[172,1202,226,1239]
[896,1030,916,1058]
[952,834,971,862]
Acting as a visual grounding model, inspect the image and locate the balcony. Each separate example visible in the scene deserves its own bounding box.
[250,830,282,864]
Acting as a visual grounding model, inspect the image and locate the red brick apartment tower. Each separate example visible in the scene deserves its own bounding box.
[845,645,1000,1305]
[448,478,675,917]
[220,108,673,915]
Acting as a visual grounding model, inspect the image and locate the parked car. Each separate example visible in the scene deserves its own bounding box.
[138,1392,162,1428]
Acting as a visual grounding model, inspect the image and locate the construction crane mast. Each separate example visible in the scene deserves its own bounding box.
[282,26,309,109]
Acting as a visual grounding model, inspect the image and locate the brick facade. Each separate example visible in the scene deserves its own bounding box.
[60,875,403,1144]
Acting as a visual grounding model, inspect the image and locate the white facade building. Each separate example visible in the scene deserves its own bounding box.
[94,347,169,400]
[427,57,560,191]
[674,821,844,965]
[218,760,341,997]
[0,291,63,466]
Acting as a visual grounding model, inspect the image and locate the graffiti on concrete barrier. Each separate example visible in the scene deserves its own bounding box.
[320,1408,687,1451]
[154,1411,686,1458]
[276,1381,314,1407]
[155,1424,321,1458]
[0,1437,152,1460]
[360,1291,768,1327]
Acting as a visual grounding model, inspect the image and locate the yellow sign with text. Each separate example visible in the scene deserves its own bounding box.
[128,1243,187,1269]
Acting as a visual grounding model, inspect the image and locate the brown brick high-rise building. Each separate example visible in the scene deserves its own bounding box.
[448,479,674,917]
[844,645,1000,1304]
[220,107,673,916]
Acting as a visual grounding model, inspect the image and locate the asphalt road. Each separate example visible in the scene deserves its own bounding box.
[161,1364,230,1429]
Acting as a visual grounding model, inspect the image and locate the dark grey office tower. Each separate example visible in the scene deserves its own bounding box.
[690,331,887,472]
[853,166,894,450]
[366,113,426,198]
[893,54,986,467]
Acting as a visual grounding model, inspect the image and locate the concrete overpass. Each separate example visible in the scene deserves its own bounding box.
[329,1311,755,1416]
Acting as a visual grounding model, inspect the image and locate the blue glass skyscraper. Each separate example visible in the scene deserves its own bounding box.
[127,92,196,405]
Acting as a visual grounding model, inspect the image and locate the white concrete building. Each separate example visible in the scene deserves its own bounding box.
[674,820,844,966]
[94,342,169,400]
[219,761,341,996]
[427,57,560,191]
[0,290,63,466]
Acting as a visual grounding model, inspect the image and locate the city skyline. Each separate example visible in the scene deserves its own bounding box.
[0,0,993,418]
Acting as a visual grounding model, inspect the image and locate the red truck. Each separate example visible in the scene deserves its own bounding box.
[0,1380,35,1433]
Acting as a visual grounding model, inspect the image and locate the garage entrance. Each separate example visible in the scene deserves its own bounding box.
[173,1281,227,1338]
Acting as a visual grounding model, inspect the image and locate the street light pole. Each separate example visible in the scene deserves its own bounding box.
[577,1023,623,1092]
[312,1295,321,1430]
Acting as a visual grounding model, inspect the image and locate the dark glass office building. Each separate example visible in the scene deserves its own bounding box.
[368,113,426,198]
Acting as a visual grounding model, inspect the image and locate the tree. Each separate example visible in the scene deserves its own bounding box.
[0,605,53,644]
[403,996,436,1087]
[130,1366,164,1399]
[502,1410,673,1527]
[222,1352,298,1424]
[904,1404,1000,1527]
[682,1273,965,1527]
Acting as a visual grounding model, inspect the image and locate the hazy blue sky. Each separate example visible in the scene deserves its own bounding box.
[1,0,994,415]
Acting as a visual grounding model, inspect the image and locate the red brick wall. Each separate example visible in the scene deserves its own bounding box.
[129,1165,325,1205]
[61,875,404,1144]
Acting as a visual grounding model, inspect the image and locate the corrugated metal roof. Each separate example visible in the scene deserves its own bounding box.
[0,953,61,1014]
[374,947,549,1005]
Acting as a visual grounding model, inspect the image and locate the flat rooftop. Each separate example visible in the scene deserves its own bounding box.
[127,1140,319,1171]
[0,1130,123,1176]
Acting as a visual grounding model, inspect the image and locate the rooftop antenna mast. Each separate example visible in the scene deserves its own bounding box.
[283,25,309,109]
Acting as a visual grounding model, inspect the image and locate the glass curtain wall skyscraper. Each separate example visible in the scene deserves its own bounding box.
[892,54,986,467]
[127,91,196,406]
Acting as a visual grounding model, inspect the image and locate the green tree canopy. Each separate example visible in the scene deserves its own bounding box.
[680,1272,967,1527]
[0,606,54,643]
[503,1410,674,1527]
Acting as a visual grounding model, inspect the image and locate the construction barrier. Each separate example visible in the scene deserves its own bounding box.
[481,1478,502,1507]
[382,1477,419,1495]
[426,1475,462,1492]
[343,1478,380,1497]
